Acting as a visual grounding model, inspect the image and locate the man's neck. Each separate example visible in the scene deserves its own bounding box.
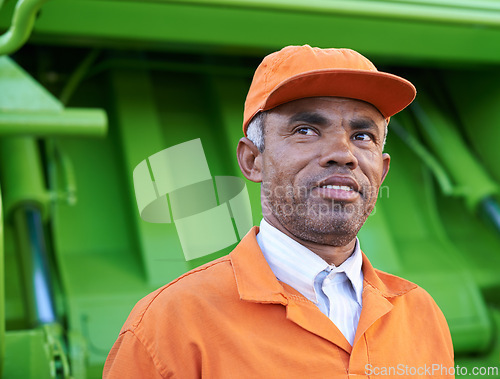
[263,217,357,267]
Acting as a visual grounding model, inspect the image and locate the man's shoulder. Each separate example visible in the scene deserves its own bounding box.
[122,255,237,331]
[371,268,444,312]
[371,268,418,294]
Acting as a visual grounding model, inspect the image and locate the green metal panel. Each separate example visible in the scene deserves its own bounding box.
[3,324,69,378]
[3,329,53,379]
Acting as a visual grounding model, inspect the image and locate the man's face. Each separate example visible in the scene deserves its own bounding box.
[259,96,390,247]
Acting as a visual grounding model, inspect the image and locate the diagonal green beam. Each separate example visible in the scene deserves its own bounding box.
[108,67,191,286]
[412,95,498,211]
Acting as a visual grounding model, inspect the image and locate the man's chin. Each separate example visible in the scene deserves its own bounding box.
[290,226,359,248]
[265,199,371,244]
[282,215,364,246]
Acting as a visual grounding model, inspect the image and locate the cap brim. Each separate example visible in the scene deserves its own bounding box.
[263,69,416,119]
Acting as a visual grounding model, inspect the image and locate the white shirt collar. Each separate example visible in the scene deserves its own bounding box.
[256,218,364,306]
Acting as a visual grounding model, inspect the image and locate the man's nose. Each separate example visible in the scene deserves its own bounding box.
[318,134,358,169]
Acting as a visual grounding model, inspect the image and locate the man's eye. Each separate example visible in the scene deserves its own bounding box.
[352,132,373,141]
[295,127,317,136]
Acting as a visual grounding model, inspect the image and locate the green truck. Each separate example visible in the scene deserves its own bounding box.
[1,0,500,377]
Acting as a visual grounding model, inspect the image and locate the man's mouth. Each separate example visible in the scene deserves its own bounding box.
[319,184,354,192]
[316,175,360,192]
[313,176,361,201]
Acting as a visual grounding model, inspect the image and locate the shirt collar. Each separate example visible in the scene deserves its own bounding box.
[256,219,364,306]
[230,227,417,304]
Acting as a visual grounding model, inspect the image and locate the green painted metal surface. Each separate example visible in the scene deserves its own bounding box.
[1,1,500,63]
[3,324,69,378]
[1,0,500,378]
[3,329,53,379]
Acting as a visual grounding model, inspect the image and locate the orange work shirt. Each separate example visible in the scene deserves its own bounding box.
[104,227,454,378]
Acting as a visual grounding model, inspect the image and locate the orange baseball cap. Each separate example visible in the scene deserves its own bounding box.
[243,45,416,135]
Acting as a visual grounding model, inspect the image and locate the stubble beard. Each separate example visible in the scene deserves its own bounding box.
[262,180,377,247]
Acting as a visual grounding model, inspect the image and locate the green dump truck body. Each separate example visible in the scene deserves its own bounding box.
[1,1,500,377]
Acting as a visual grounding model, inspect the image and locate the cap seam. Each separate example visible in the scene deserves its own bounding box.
[266,48,301,95]
[264,52,285,102]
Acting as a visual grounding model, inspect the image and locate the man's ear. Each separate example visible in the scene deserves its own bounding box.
[237,137,263,183]
[380,153,391,184]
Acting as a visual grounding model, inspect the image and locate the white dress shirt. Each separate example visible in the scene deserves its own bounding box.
[256,219,364,345]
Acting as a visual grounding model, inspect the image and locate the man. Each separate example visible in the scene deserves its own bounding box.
[104,45,454,378]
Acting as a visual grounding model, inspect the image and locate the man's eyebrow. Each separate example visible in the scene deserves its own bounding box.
[349,118,380,132]
[288,112,329,126]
